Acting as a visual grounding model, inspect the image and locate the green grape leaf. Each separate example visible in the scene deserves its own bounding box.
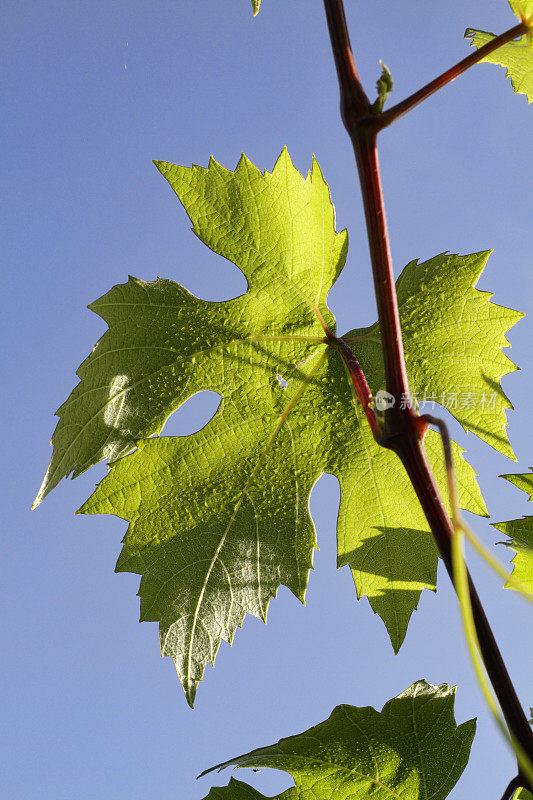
[252,0,261,16]
[372,61,393,114]
[465,27,533,103]
[514,790,533,800]
[500,470,533,500]
[493,469,533,593]
[38,150,521,703]
[206,781,264,800]
[494,516,533,593]
[33,148,342,507]
[509,0,533,21]
[199,681,476,800]
[346,250,522,459]
[335,429,486,653]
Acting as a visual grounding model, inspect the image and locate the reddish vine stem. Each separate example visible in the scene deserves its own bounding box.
[351,131,412,411]
[323,0,533,786]
[326,332,381,441]
[323,0,413,419]
[397,435,533,787]
[378,21,528,130]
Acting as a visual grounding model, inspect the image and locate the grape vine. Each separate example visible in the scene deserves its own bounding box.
[34,1,533,798]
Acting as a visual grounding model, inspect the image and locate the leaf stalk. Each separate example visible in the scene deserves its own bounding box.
[326,332,381,440]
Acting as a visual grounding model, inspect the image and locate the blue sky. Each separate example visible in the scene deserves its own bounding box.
[3,1,532,798]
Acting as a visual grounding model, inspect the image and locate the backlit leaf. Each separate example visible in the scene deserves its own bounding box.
[38,150,523,702]
[493,469,533,594]
[200,681,475,800]
[514,789,533,800]
[466,0,533,103]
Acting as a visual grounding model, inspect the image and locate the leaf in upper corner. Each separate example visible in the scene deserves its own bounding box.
[493,469,533,594]
[466,29,533,102]
[372,61,393,114]
[40,149,518,703]
[251,0,261,16]
[465,0,533,103]
[199,681,476,800]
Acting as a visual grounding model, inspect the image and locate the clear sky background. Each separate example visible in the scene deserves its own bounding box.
[3,1,532,798]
